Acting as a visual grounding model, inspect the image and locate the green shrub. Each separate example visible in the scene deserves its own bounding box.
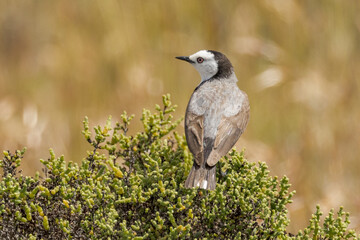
[0,94,358,239]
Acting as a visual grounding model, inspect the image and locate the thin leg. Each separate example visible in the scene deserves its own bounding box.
[218,162,227,178]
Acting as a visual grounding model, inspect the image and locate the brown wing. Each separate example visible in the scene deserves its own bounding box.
[185,111,204,166]
[206,98,250,167]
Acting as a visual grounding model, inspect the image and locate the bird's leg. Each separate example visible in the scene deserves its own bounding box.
[218,162,227,178]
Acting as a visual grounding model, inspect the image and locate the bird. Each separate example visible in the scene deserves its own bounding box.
[176,50,250,190]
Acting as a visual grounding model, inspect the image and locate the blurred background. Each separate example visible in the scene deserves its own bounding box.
[0,0,359,233]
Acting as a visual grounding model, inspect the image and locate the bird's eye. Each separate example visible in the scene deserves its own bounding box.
[197,57,204,63]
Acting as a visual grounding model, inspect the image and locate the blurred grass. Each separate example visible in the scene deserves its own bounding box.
[0,0,360,233]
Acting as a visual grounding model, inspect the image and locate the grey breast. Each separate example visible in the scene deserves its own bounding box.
[188,80,245,139]
[185,74,249,167]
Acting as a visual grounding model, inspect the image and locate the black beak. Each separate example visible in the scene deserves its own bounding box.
[175,56,195,64]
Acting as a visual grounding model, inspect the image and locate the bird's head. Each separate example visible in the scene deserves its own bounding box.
[176,50,233,82]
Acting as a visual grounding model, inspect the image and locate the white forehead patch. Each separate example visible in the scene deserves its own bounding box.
[189,50,215,62]
[188,50,218,82]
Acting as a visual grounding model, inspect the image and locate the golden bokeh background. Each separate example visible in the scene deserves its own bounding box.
[1,0,359,233]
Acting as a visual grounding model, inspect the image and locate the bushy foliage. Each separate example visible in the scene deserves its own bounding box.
[0,95,358,239]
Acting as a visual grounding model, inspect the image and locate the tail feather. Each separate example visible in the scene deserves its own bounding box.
[185,165,216,190]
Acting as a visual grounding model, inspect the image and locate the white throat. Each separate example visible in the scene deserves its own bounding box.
[189,50,219,82]
[198,63,218,82]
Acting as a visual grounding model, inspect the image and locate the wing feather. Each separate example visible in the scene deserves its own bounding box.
[206,98,250,166]
[185,111,204,166]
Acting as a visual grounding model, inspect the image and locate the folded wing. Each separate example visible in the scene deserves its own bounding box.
[206,99,250,166]
[185,111,204,166]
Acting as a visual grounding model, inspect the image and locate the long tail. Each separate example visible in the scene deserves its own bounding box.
[184,164,216,190]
